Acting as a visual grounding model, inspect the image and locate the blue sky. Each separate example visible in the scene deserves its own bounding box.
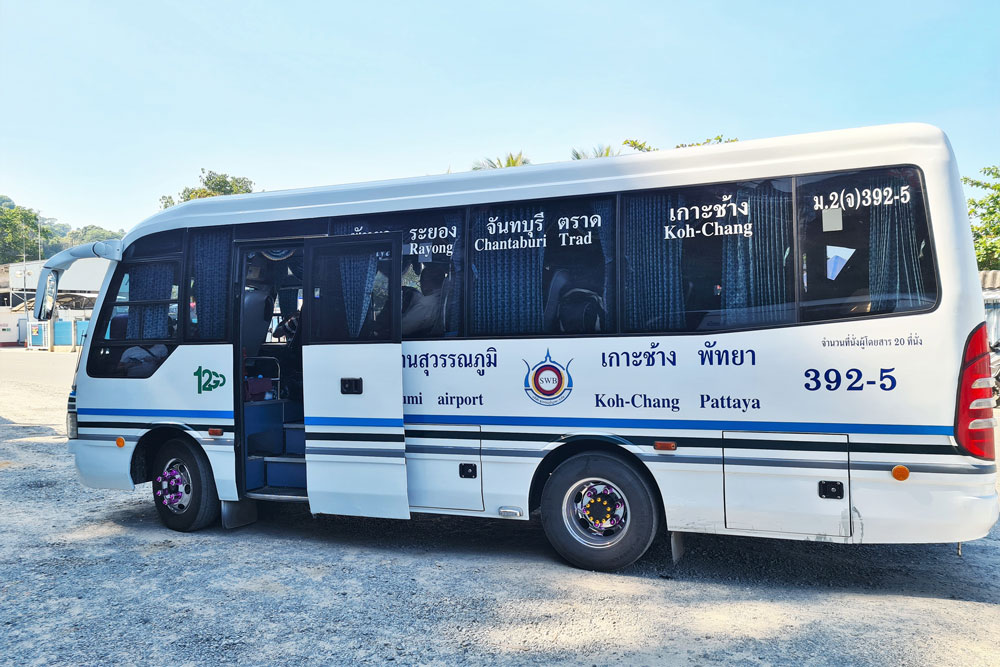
[1,0,997,231]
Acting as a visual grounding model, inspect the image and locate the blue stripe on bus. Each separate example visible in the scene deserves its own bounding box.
[77,408,236,419]
[305,417,405,427]
[72,410,954,437]
[400,414,955,436]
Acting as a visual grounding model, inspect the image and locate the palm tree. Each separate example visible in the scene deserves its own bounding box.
[472,151,531,170]
[570,144,620,160]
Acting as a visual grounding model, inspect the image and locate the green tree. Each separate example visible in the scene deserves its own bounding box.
[63,224,125,246]
[963,165,1000,270]
[571,144,620,160]
[0,203,54,264]
[160,168,255,208]
[0,195,14,210]
[623,134,739,152]
[472,151,531,170]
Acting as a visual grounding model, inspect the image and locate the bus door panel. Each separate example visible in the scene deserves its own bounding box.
[404,424,483,511]
[722,432,851,537]
[302,234,409,519]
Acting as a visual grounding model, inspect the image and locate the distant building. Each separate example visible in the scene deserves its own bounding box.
[0,258,109,345]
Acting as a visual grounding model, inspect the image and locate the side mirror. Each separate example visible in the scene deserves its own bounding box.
[34,269,59,320]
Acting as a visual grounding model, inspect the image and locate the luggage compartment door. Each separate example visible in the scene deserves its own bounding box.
[723,431,851,536]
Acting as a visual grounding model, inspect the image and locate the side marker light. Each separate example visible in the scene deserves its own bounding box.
[115,437,125,448]
[654,441,677,451]
[208,428,223,437]
[891,465,909,481]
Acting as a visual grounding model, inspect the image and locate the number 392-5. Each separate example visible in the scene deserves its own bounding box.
[804,368,896,391]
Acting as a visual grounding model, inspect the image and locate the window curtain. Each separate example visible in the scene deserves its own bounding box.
[339,248,379,339]
[441,211,464,334]
[868,176,926,313]
[190,229,230,339]
[592,198,615,316]
[721,184,792,326]
[623,193,685,331]
[126,263,175,339]
[471,205,544,335]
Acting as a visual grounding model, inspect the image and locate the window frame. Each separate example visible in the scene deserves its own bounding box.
[86,250,185,379]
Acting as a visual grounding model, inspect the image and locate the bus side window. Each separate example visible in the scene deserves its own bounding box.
[332,210,465,339]
[797,167,937,322]
[88,260,180,378]
[469,196,616,337]
[622,179,796,333]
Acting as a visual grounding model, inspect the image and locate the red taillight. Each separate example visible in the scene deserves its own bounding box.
[955,323,996,460]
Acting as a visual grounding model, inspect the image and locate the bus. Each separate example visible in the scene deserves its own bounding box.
[35,123,998,571]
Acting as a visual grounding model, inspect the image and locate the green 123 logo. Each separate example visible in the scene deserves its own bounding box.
[193,366,227,394]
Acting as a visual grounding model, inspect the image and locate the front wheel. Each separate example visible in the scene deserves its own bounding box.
[152,438,220,532]
[540,452,660,571]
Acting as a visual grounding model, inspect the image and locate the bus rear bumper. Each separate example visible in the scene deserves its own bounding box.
[68,438,136,491]
[851,471,999,544]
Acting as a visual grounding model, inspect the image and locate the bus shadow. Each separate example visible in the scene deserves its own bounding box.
[641,529,1000,605]
[105,497,1000,605]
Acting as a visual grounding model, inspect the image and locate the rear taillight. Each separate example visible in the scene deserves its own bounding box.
[955,323,996,460]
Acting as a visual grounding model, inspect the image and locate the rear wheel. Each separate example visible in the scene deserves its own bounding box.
[152,438,220,532]
[540,452,660,571]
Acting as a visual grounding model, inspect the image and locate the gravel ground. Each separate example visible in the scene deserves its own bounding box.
[1,347,999,666]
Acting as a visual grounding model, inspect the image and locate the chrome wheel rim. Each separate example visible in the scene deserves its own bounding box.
[156,458,192,514]
[562,478,629,548]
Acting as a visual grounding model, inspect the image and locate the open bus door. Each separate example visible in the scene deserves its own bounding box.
[301,233,409,519]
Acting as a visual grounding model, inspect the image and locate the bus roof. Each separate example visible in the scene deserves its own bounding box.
[125,123,953,246]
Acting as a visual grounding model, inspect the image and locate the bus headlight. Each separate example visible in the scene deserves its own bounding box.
[67,412,78,440]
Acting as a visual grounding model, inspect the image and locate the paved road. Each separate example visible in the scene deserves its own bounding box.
[1,348,999,665]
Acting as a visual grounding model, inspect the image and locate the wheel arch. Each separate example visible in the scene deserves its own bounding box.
[130,425,207,485]
[527,436,665,526]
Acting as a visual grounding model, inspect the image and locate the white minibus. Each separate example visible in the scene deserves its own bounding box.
[36,124,998,570]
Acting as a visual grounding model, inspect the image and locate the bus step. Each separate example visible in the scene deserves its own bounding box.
[245,486,308,503]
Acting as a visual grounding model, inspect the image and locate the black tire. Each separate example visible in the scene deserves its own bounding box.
[151,437,220,532]
[540,452,660,571]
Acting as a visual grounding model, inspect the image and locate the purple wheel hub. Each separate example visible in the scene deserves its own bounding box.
[156,459,193,514]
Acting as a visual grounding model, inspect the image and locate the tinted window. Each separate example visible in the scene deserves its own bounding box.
[469,196,614,336]
[797,167,936,321]
[333,211,464,338]
[309,241,397,342]
[188,228,232,341]
[622,179,794,333]
[88,261,180,378]
[124,230,184,258]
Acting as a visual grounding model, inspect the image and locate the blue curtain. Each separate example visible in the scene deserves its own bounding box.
[471,205,544,335]
[721,184,793,326]
[441,211,464,334]
[190,229,230,339]
[592,198,615,317]
[869,176,926,313]
[339,249,378,339]
[126,263,175,339]
[623,193,685,331]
